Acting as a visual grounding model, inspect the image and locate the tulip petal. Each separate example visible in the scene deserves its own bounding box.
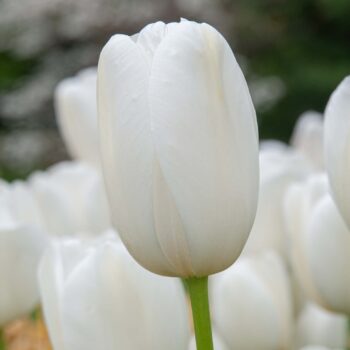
[324,76,350,228]
[61,242,189,350]
[98,34,176,275]
[149,21,259,275]
[306,195,350,314]
[0,224,46,325]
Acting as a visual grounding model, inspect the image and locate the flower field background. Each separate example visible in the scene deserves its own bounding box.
[1,0,350,179]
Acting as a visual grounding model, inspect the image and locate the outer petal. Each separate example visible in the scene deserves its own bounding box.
[306,195,350,314]
[296,302,347,349]
[149,21,259,276]
[98,34,177,275]
[0,223,47,326]
[38,239,96,350]
[61,241,189,350]
[211,253,292,350]
[324,77,350,228]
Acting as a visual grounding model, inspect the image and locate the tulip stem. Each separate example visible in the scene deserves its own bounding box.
[184,277,214,350]
[0,329,5,350]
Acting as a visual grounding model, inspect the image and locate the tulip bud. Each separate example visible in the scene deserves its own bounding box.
[211,252,293,350]
[55,68,100,167]
[305,194,350,314]
[28,161,110,236]
[296,302,347,349]
[283,174,328,305]
[243,142,310,256]
[0,206,47,325]
[38,233,190,350]
[97,20,259,277]
[324,77,350,228]
[291,111,324,170]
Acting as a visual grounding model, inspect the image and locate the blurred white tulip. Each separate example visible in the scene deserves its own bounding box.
[324,76,350,228]
[28,161,110,236]
[55,68,100,167]
[283,173,328,305]
[299,347,342,350]
[305,194,350,314]
[38,233,190,350]
[243,141,310,256]
[98,20,259,277]
[0,202,47,326]
[188,331,229,350]
[291,111,324,170]
[211,252,293,350]
[296,302,347,349]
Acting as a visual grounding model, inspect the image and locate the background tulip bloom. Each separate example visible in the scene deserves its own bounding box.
[28,161,110,237]
[98,19,259,277]
[211,253,293,350]
[0,206,47,326]
[290,111,324,171]
[305,194,350,314]
[38,234,190,350]
[243,142,310,257]
[55,68,100,168]
[324,76,350,228]
[296,302,347,349]
[283,174,329,305]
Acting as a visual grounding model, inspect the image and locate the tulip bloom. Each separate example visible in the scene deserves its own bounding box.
[55,68,100,167]
[324,76,350,228]
[296,302,347,349]
[291,111,324,170]
[211,252,293,350]
[97,20,259,278]
[28,161,110,236]
[305,194,350,314]
[243,141,310,256]
[0,196,47,325]
[283,174,328,305]
[38,234,190,350]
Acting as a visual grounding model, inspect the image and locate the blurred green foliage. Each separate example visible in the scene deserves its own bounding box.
[0,52,37,91]
[231,0,350,141]
[0,0,349,174]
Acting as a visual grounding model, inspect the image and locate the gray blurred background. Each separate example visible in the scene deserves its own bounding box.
[0,0,349,179]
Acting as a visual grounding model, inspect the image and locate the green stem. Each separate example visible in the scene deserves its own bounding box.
[0,329,5,350]
[184,277,214,350]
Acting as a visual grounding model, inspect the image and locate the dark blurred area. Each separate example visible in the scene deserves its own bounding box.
[0,0,349,180]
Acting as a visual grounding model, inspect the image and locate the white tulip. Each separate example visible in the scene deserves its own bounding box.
[38,234,190,350]
[291,111,324,170]
[0,202,47,325]
[243,141,310,256]
[28,161,110,236]
[98,20,259,277]
[296,302,347,349]
[305,194,350,314]
[211,252,293,350]
[299,347,342,350]
[55,68,100,167]
[188,331,229,350]
[324,76,350,228]
[283,173,328,305]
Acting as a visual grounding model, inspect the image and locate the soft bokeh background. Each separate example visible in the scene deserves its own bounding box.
[0,0,349,180]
